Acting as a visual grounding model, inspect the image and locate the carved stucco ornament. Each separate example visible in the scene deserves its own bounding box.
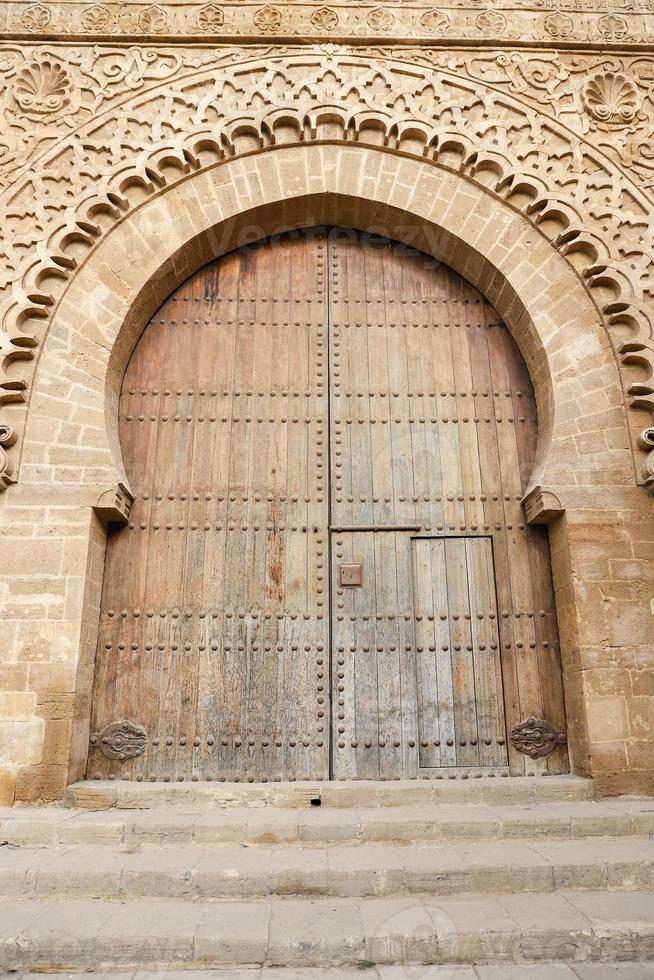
[420,9,449,34]
[197,4,224,32]
[253,5,282,32]
[367,7,394,32]
[311,6,338,32]
[637,428,654,486]
[582,72,641,126]
[475,10,507,36]
[0,424,17,491]
[138,4,168,33]
[90,721,147,761]
[543,12,573,39]
[14,57,72,116]
[510,718,567,759]
[20,3,51,30]
[80,4,110,31]
[597,14,629,41]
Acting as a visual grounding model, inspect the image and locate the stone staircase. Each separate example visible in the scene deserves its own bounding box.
[1,777,654,976]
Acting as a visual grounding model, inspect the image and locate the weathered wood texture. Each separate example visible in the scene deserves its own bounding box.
[88,228,567,781]
[329,232,566,778]
[88,232,330,780]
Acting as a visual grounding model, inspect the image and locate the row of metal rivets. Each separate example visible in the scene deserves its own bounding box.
[165,296,490,306]
[103,643,327,652]
[335,739,506,748]
[127,389,325,396]
[333,392,522,398]
[331,611,550,620]
[105,609,325,619]
[127,522,324,530]
[134,492,525,503]
[331,416,525,423]
[332,322,499,328]
[125,416,324,423]
[94,773,558,782]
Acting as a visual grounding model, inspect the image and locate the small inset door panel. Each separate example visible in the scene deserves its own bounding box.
[331,531,508,779]
[413,537,508,769]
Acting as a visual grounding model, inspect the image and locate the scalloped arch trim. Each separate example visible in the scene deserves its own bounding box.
[1,54,653,488]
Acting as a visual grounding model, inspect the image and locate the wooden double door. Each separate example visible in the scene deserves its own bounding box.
[88,228,568,782]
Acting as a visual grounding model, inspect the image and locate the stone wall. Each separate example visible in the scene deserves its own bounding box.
[0,0,653,803]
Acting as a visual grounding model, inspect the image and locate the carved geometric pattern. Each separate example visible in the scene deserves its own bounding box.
[90,721,147,761]
[510,718,567,759]
[2,50,654,489]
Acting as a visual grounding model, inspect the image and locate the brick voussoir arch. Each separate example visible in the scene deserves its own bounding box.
[1,89,653,489]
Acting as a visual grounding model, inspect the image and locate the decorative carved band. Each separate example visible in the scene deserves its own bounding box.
[1,2,650,47]
[0,424,17,491]
[1,51,654,491]
[510,717,567,759]
[90,720,147,761]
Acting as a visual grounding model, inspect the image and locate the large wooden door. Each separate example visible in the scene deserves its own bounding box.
[88,232,330,781]
[87,228,568,782]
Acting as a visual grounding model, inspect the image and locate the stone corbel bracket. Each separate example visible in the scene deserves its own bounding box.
[94,482,134,526]
[522,487,564,526]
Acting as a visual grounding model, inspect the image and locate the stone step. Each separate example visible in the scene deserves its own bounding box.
[5,967,654,979]
[2,838,653,900]
[1,891,653,969]
[3,798,652,848]
[63,775,593,810]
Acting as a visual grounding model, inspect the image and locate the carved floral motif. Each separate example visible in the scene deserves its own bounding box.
[253,5,282,32]
[20,3,51,30]
[90,720,147,761]
[367,7,395,31]
[311,6,338,31]
[582,71,641,125]
[543,12,573,38]
[138,4,168,32]
[475,10,507,35]
[80,4,110,31]
[197,3,224,32]
[420,9,449,34]
[13,57,72,115]
[598,13,629,38]
[510,718,566,758]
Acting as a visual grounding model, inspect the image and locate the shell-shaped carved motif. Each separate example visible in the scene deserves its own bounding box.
[367,7,395,31]
[582,71,641,126]
[91,720,147,761]
[20,3,51,30]
[475,10,507,35]
[14,59,72,115]
[598,14,629,39]
[544,12,573,38]
[510,717,566,759]
[311,6,339,31]
[138,4,168,32]
[420,9,449,34]
[253,4,282,32]
[197,3,224,32]
[80,3,111,30]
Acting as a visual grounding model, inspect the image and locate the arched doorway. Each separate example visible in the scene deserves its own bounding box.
[87,228,568,782]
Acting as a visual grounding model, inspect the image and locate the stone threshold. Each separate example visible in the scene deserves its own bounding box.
[63,775,594,810]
